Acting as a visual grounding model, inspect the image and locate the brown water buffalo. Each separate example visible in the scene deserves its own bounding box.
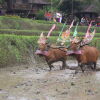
[69,42,99,72]
[35,43,68,71]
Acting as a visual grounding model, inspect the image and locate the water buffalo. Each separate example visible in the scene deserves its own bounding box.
[69,41,99,72]
[35,43,68,70]
[35,42,68,71]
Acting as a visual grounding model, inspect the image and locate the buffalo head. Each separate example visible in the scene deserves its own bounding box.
[35,32,50,56]
[69,37,83,51]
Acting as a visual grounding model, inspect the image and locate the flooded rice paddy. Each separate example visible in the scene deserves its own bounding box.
[0,60,100,100]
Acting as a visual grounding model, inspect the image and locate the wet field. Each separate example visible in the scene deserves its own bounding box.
[0,60,100,100]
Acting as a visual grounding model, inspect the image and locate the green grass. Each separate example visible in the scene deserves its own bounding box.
[0,34,58,67]
[0,29,100,38]
[0,34,38,67]
[0,16,100,33]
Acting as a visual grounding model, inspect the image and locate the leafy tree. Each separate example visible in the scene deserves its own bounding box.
[36,9,45,20]
[46,0,64,12]
[93,0,100,13]
[0,0,5,4]
[47,0,100,14]
[59,0,82,14]
[0,0,6,9]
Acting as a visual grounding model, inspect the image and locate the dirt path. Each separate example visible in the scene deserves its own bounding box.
[0,60,100,100]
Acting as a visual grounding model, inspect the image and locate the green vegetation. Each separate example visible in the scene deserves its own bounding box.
[47,0,100,14]
[0,16,100,34]
[0,34,58,67]
[0,16,100,67]
[0,34,100,67]
[0,29,100,37]
[0,35,38,67]
[0,0,5,4]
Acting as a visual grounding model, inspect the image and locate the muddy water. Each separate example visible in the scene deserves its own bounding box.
[0,60,100,100]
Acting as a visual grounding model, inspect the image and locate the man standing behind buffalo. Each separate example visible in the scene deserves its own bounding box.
[44,11,53,21]
[55,12,62,23]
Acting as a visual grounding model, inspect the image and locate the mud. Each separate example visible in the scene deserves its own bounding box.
[0,60,100,100]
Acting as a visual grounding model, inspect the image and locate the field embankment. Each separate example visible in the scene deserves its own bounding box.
[0,16,100,35]
[0,35,37,67]
[0,34,57,67]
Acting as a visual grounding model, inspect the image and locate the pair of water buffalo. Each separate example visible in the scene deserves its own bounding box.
[35,37,99,72]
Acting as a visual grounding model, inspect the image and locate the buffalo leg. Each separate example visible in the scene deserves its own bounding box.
[62,60,67,70]
[93,62,96,71]
[90,62,96,71]
[46,59,54,71]
[47,62,54,71]
[49,65,54,71]
[80,64,85,72]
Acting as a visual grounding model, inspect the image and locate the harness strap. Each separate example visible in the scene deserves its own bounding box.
[35,50,49,56]
[67,50,82,55]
